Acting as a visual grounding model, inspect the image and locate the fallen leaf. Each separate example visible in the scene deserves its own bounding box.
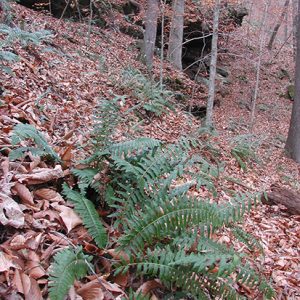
[10,235,26,250]
[34,188,63,202]
[136,280,163,296]
[0,251,17,272]
[12,182,34,206]
[14,165,64,185]
[113,272,128,287]
[52,204,82,232]
[13,270,43,300]
[61,144,73,168]
[0,192,24,228]
[106,249,130,263]
[77,280,104,300]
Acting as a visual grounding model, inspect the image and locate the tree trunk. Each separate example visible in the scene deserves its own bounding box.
[285,0,300,163]
[143,0,160,71]
[267,0,290,50]
[293,0,298,60]
[250,0,269,129]
[205,0,220,128]
[167,0,184,71]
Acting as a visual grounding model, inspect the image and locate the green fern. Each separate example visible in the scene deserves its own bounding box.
[123,289,151,300]
[48,247,92,300]
[109,137,161,157]
[71,168,99,194]
[118,195,253,254]
[84,96,122,165]
[9,124,60,161]
[231,134,261,171]
[0,23,53,73]
[62,184,107,248]
[121,67,174,116]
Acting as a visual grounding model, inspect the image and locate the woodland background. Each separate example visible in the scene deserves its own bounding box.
[0,0,300,299]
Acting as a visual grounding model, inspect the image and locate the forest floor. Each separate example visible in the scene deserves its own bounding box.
[0,2,299,299]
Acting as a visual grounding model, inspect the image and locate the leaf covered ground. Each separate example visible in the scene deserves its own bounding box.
[0,1,299,299]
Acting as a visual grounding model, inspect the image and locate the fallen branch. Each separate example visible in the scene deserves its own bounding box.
[261,184,300,215]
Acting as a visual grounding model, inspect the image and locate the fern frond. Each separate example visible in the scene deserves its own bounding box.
[119,197,225,254]
[116,247,209,299]
[63,184,107,248]
[48,247,91,300]
[71,168,99,194]
[123,289,151,300]
[231,226,263,252]
[9,124,59,161]
[92,97,121,151]
[237,265,274,299]
[109,137,161,157]
[121,67,174,116]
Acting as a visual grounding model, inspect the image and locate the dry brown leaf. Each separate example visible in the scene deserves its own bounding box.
[113,272,128,287]
[61,144,73,168]
[106,249,130,263]
[52,204,82,232]
[13,270,43,300]
[28,155,41,172]
[136,280,163,296]
[0,158,9,179]
[10,235,26,250]
[33,210,60,222]
[68,286,84,300]
[0,251,18,272]
[77,280,104,300]
[34,188,64,202]
[14,165,64,185]
[0,192,24,228]
[25,251,46,279]
[12,182,34,206]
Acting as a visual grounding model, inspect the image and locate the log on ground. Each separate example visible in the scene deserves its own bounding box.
[261,184,300,215]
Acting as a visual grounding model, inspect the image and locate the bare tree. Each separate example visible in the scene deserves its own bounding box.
[205,0,220,127]
[250,0,269,129]
[167,0,184,70]
[285,0,300,162]
[293,0,298,59]
[267,0,290,50]
[143,0,160,71]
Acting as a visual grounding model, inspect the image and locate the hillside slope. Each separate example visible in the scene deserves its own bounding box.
[0,1,299,299]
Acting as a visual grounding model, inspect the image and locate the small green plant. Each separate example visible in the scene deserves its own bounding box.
[0,23,53,73]
[9,123,60,161]
[62,184,107,248]
[231,134,260,171]
[48,247,92,300]
[121,67,174,116]
[49,99,274,299]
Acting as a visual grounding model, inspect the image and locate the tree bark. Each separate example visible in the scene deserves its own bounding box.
[250,0,269,129]
[262,184,300,215]
[267,0,290,50]
[167,0,184,71]
[143,0,160,71]
[293,0,298,60]
[285,0,300,163]
[205,0,220,128]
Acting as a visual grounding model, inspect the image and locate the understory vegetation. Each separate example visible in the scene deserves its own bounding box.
[9,92,274,299]
[3,0,299,298]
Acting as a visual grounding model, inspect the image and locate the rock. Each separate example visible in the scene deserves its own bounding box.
[119,24,143,39]
[217,67,230,78]
[287,84,295,100]
[195,76,210,87]
[278,68,290,80]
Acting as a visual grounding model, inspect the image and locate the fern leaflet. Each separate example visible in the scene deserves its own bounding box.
[63,184,107,248]
[48,247,91,300]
